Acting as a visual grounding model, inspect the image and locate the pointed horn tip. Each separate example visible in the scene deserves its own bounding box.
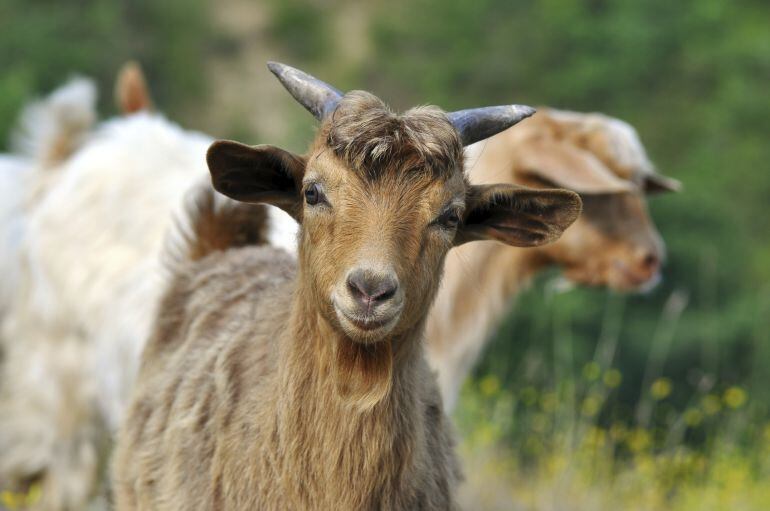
[513,104,537,119]
[266,61,286,75]
[523,105,537,115]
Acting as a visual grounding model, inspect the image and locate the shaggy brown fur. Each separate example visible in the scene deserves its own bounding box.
[113,90,580,510]
[326,91,463,180]
[172,189,271,264]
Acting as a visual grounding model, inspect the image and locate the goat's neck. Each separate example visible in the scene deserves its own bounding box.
[426,243,551,406]
[431,243,550,346]
[272,275,427,504]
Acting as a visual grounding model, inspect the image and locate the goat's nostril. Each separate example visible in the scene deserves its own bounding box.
[347,275,366,299]
[641,252,659,271]
[346,269,399,305]
[375,283,397,302]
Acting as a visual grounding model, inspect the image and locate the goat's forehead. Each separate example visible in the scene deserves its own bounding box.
[320,93,464,182]
[308,149,465,197]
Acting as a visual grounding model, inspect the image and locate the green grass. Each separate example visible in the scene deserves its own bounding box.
[454,366,770,510]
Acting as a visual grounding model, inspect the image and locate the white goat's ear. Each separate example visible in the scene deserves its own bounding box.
[455,184,582,247]
[207,140,306,220]
[516,138,635,194]
[115,61,153,114]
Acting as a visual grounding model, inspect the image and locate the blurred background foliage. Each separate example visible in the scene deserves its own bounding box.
[1,0,768,508]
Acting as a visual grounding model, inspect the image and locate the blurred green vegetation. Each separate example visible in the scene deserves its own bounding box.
[2,0,769,507]
[358,0,770,420]
[0,0,210,147]
[264,0,770,436]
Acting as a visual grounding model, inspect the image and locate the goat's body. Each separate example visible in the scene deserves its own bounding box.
[0,111,296,508]
[112,64,580,511]
[5,113,213,432]
[114,245,459,510]
[426,241,538,409]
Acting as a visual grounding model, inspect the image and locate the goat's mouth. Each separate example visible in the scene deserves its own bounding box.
[611,261,662,293]
[332,301,402,338]
[563,262,662,294]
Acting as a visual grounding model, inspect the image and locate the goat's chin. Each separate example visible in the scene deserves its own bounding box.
[332,302,401,344]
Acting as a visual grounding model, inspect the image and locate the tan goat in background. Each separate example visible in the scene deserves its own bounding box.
[427,109,680,409]
[112,62,581,510]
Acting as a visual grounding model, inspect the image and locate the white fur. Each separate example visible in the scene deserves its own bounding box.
[0,109,298,509]
[0,78,100,508]
[0,156,30,313]
[0,77,97,315]
[11,78,97,164]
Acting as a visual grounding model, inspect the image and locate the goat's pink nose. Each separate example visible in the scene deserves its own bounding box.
[346,268,399,308]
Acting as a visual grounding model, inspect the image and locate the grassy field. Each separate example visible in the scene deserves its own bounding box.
[455,370,769,510]
[454,302,770,511]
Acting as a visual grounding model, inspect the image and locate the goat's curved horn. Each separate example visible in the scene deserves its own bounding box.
[448,105,536,146]
[267,61,343,120]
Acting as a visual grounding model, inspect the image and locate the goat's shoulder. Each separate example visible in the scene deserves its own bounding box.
[122,246,294,474]
[141,245,295,369]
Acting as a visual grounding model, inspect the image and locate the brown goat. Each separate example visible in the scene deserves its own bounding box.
[427,108,680,409]
[112,63,581,510]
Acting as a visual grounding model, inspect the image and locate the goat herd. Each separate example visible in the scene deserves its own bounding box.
[0,62,679,510]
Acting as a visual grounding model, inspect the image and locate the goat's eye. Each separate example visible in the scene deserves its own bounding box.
[304,183,323,206]
[438,209,461,229]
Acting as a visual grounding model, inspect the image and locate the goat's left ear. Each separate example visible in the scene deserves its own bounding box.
[455,184,582,247]
[207,140,306,220]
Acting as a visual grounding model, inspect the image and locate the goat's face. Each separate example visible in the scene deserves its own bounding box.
[549,192,665,292]
[300,148,466,343]
[208,92,582,344]
[498,109,679,292]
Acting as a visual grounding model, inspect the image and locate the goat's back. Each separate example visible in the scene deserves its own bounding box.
[114,245,295,510]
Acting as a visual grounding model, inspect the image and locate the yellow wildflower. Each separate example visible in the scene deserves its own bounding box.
[651,377,672,400]
[627,428,651,452]
[684,408,703,427]
[479,375,500,397]
[723,386,747,409]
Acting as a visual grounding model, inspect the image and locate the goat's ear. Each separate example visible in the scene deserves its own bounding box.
[455,184,582,247]
[643,172,682,194]
[115,61,153,114]
[515,138,634,194]
[207,140,306,220]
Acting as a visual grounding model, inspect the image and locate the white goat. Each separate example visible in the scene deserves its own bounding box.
[0,73,296,509]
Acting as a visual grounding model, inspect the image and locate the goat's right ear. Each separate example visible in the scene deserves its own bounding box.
[207,140,306,220]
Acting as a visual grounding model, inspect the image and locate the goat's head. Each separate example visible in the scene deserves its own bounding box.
[492,109,680,292]
[208,63,582,344]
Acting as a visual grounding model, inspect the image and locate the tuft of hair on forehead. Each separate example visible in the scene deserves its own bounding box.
[324,91,463,181]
